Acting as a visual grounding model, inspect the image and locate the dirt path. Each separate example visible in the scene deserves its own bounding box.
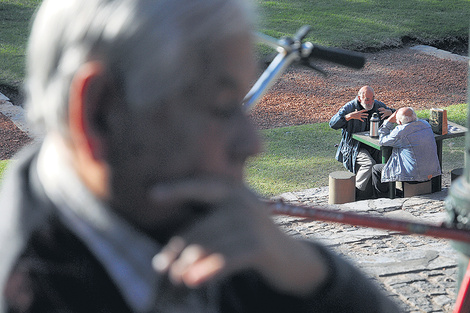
[0,112,32,159]
[250,46,468,129]
[1,46,468,159]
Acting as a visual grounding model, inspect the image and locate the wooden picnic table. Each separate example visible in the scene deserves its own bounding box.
[352,121,467,199]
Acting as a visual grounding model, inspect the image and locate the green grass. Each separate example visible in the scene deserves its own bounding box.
[2,1,470,87]
[246,103,468,197]
[255,0,470,52]
[0,160,9,182]
[0,0,41,88]
[246,122,344,195]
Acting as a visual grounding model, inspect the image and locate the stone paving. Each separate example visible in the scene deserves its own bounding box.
[272,187,462,312]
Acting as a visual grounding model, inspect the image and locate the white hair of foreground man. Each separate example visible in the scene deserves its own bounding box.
[25,0,254,136]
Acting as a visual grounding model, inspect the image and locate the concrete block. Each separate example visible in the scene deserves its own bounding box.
[402,180,432,198]
[328,171,355,204]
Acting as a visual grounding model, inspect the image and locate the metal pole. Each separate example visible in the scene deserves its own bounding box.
[269,200,470,243]
[445,36,470,305]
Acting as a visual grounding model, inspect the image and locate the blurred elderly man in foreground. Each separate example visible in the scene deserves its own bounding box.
[0,0,400,312]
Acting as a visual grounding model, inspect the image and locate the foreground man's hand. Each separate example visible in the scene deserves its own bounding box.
[150,179,329,296]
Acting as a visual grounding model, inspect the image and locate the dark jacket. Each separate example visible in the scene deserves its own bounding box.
[1,144,401,313]
[329,98,394,173]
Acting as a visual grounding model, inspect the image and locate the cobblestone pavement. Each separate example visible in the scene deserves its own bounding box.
[272,187,461,312]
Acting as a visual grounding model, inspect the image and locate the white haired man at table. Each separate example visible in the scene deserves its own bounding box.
[372,107,441,198]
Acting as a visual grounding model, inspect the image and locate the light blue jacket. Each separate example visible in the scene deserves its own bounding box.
[379,119,441,182]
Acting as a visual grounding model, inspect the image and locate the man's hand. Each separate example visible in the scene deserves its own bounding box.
[378,107,392,120]
[150,179,328,296]
[345,109,369,122]
[385,110,398,124]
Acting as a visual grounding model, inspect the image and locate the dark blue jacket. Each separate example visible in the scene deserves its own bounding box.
[329,98,394,173]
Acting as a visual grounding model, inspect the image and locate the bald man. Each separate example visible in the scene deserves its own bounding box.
[330,86,394,200]
[372,107,441,197]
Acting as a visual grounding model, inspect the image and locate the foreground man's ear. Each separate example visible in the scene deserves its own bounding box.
[68,62,111,199]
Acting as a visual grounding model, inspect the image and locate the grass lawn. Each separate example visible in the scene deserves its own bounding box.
[255,0,470,52]
[2,0,470,87]
[0,160,9,183]
[0,0,41,88]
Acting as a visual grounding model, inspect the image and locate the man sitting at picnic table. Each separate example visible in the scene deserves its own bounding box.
[329,86,395,200]
[372,107,441,198]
